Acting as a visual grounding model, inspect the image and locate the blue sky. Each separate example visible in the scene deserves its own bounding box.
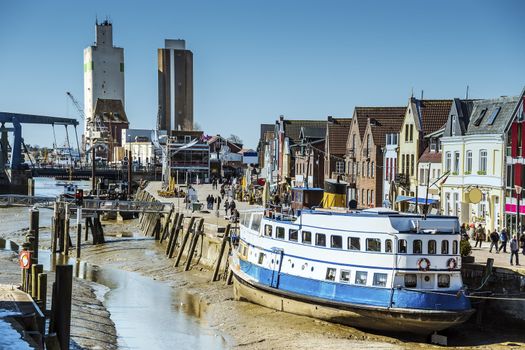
[1,0,524,149]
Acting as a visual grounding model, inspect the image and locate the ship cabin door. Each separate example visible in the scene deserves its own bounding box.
[269,247,284,288]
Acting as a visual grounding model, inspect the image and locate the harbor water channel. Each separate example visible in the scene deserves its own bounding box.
[0,177,226,349]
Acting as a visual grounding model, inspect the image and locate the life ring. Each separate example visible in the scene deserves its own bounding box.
[447,258,457,270]
[417,258,431,271]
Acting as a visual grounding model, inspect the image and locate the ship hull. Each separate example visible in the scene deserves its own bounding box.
[232,271,475,335]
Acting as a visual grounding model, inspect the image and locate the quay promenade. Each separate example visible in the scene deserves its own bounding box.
[144,181,522,274]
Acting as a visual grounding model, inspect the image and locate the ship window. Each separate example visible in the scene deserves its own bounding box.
[385,239,392,253]
[258,252,265,264]
[373,273,388,287]
[441,240,449,254]
[325,268,336,281]
[264,224,272,237]
[315,233,326,247]
[398,239,407,253]
[355,271,368,285]
[428,240,437,255]
[251,214,262,231]
[289,229,298,242]
[413,240,422,254]
[241,213,250,227]
[276,227,285,240]
[340,270,351,283]
[331,235,342,249]
[366,238,381,252]
[452,240,459,255]
[438,274,450,288]
[348,237,361,250]
[302,231,312,244]
[404,274,417,288]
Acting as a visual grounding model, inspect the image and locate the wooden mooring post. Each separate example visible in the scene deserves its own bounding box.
[63,203,70,256]
[184,218,205,271]
[174,217,196,267]
[29,207,39,261]
[212,224,231,282]
[50,264,73,350]
[167,213,184,259]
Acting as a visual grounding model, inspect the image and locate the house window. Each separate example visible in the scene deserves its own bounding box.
[289,229,298,242]
[453,192,459,216]
[302,231,312,244]
[315,233,326,247]
[452,115,457,136]
[430,139,436,152]
[366,238,381,252]
[371,162,374,177]
[445,152,451,172]
[466,150,472,173]
[373,273,388,287]
[413,240,423,254]
[454,152,460,173]
[348,237,361,250]
[479,150,487,173]
[409,125,414,141]
[340,270,351,283]
[325,268,336,281]
[355,271,368,285]
[410,154,415,176]
[405,124,409,142]
[264,225,272,237]
[336,161,345,174]
[331,235,343,249]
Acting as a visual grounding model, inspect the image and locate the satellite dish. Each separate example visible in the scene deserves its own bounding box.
[468,188,482,204]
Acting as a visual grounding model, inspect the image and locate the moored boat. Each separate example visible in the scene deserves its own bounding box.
[230,207,475,334]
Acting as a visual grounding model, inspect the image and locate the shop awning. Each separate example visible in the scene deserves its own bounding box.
[395,195,438,205]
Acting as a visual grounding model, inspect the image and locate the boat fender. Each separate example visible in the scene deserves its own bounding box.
[447,257,457,270]
[417,257,431,271]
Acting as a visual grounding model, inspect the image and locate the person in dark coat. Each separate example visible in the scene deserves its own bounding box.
[489,229,499,253]
[224,199,229,216]
[510,235,520,266]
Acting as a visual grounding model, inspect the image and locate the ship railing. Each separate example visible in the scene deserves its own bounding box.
[264,204,296,221]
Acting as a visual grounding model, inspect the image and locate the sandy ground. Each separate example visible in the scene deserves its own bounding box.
[2,198,525,349]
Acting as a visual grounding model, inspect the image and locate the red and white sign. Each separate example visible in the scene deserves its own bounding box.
[19,251,31,269]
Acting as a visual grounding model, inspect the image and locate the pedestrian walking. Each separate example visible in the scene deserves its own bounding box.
[224,199,229,216]
[498,227,508,253]
[216,195,222,211]
[489,229,499,253]
[475,224,485,248]
[510,235,520,266]
[521,234,525,255]
[229,199,236,215]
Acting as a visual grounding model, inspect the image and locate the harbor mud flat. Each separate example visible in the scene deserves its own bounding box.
[1,206,525,349]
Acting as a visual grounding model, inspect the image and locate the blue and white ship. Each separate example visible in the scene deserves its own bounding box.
[230,207,475,334]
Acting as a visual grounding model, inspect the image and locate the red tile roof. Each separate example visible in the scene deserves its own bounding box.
[354,107,406,140]
[419,147,442,163]
[327,118,352,155]
[417,99,453,134]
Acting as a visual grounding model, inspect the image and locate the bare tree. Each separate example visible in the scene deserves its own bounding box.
[228,134,243,144]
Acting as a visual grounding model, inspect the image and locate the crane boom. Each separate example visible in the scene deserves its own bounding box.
[66,92,85,119]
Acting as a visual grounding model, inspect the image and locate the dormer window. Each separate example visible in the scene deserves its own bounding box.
[473,109,488,127]
[430,139,436,152]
